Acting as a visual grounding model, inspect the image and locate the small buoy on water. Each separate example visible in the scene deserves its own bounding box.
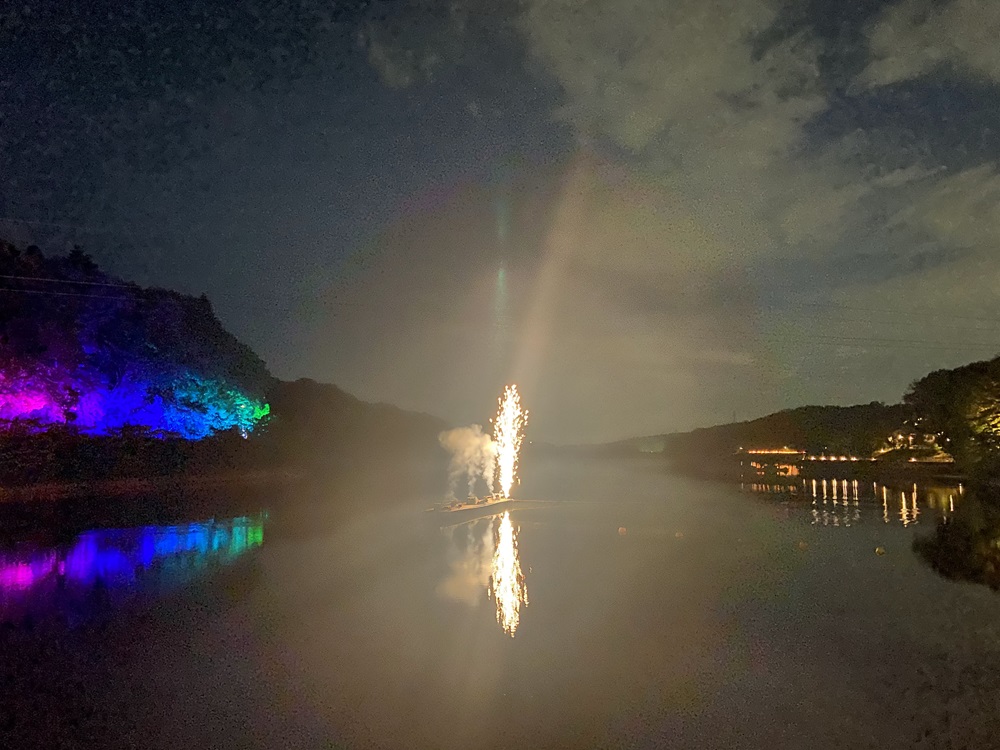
[674,531,684,539]
[797,541,808,551]
[875,546,886,556]
[618,527,627,536]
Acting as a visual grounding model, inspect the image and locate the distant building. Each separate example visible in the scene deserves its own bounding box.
[635,437,665,454]
[872,427,952,462]
[737,447,805,478]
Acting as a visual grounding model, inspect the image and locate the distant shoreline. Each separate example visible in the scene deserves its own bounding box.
[0,469,299,505]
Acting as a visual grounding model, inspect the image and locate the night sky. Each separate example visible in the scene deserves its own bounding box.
[3,0,1000,443]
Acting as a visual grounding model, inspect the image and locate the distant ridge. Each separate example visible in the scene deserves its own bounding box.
[613,402,910,458]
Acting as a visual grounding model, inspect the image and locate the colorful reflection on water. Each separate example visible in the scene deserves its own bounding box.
[0,513,265,621]
[743,478,962,529]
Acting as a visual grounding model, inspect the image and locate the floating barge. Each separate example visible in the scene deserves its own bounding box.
[425,496,562,527]
[427,495,511,513]
[424,494,518,523]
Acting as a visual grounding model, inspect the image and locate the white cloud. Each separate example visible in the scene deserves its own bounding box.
[779,179,870,246]
[833,164,1000,317]
[858,0,1000,88]
[900,164,1000,250]
[521,0,800,149]
[519,2,850,270]
[872,164,944,189]
[342,0,1000,438]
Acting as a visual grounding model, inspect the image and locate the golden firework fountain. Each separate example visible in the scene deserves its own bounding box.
[430,385,529,516]
[488,385,529,635]
[492,384,527,499]
[431,385,531,635]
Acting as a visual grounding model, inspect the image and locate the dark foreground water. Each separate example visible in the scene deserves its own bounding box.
[2,458,1000,749]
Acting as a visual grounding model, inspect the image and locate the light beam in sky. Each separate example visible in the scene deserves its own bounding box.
[511,153,592,390]
[494,263,508,353]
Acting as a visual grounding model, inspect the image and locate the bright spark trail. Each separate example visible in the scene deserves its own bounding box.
[492,384,527,499]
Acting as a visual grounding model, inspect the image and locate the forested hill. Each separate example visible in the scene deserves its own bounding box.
[602,402,911,463]
[595,354,1000,479]
[0,241,449,487]
[265,378,448,466]
[906,357,1000,472]
[0,240,273,438]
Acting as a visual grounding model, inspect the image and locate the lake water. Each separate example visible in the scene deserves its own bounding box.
[3,457,1000,749]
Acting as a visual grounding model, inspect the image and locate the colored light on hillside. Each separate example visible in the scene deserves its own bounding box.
[0,369,269,439]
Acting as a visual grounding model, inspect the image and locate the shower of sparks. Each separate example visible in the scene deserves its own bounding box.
[492,384,527,499]
[489,511,528,636]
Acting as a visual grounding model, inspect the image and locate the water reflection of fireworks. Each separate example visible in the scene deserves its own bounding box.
[438,385,529,634]
[488,511,528,636]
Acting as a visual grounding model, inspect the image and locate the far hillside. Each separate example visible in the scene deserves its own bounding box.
[596,402,911,458]
[265,378,448,470]
[586,352,1000,481]
[601,402,911,476]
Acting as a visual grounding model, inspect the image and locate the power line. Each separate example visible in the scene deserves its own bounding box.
[0,286,995,354]
[749,336,998,355]
[693,332,1000,354]
[761,311,1000,334]
[0,216,118,233]
[771,301,1000,326]
[0,286,131,302]
[757,331,999,349]
[0,273,137,289]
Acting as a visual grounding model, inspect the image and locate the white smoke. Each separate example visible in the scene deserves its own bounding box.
[436,518,495,605]
[439,424,497,499]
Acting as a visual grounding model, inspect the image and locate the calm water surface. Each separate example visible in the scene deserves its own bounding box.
[3,457,1000,749]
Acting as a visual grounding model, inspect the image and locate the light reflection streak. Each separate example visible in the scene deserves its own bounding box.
[488,511,528,636]
[900,492,913,526]
[745,478,959,529]
[0,514,265,616]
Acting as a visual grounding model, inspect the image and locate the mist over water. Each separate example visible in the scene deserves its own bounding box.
[3,457,1000,749]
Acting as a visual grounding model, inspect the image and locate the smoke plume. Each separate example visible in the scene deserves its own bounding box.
[439,424,497,499]
[436,518,495,605]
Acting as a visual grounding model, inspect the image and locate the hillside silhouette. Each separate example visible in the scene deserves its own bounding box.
[0,239,271,438]
[0,241,447,490]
